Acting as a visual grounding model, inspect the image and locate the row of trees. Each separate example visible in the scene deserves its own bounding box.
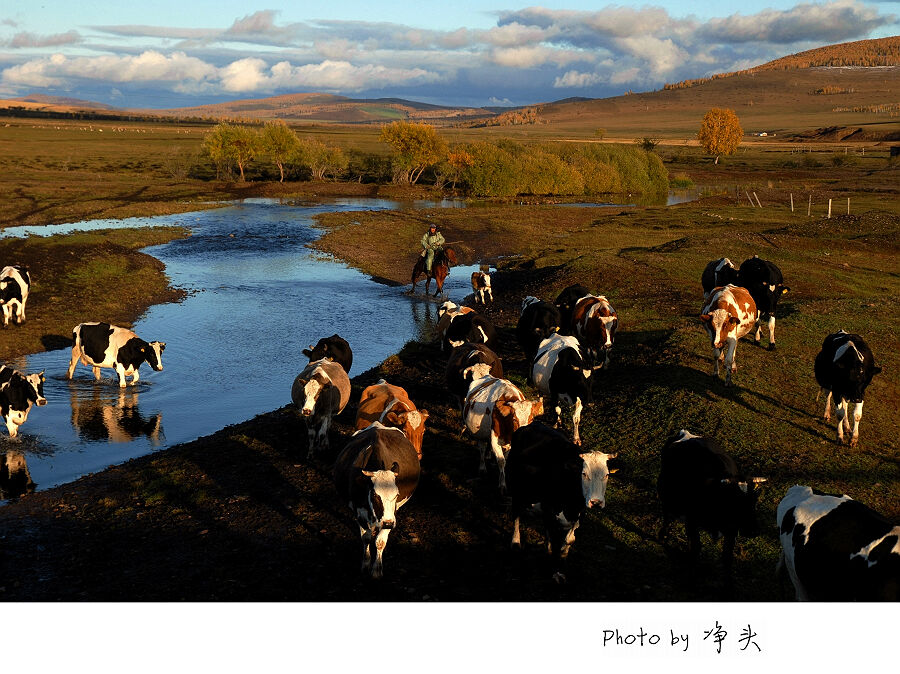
[202,121,347,182]
[200,110,740,194]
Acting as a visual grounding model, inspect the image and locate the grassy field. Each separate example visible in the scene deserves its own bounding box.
[0,101,897,602]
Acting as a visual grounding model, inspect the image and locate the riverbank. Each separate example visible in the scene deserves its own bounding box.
[1,192,898,601]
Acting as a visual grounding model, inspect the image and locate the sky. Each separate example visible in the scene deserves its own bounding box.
[0,1,897,109]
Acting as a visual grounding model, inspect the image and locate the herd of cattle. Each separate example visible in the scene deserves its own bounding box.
[1,257,896,599]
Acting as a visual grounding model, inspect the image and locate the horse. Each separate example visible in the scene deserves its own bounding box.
[410,246,457,297]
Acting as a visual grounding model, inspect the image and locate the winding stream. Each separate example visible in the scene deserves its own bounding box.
[1,198,480,497]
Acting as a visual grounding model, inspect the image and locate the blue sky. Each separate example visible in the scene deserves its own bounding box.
[1,1,897,108]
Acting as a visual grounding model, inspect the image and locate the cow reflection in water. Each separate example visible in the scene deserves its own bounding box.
[0,450,35,499]
[69,385,164,444]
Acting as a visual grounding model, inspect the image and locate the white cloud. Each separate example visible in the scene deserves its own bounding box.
[553,70,604,88]
[8,30,80,49]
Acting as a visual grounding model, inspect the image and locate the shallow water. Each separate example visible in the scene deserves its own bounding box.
[1,198,482,497]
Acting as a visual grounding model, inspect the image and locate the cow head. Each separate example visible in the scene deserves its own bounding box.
[493,398,544,444]
[24,371,47,406]
[357,462,401,530]
[144,341,165,371]
[718,476,767,534]
[438,301,459,319]
[521,296,541,312]
[297,368,331,416]
[385,409,429,458]
[835,342,882,402]
[579,451,617,509]
[700,310,740,349]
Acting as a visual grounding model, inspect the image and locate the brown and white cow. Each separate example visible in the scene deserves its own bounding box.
[333,422,421,579]
[355,379,429,459]
[571,294,618,369]
[462,374,544,494]
[436,301,474,350]
[291,358,351,458]
[700,285,758,387]
[471,271,493,305]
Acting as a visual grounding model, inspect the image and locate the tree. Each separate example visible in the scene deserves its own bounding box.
[202,123,260,181]
[296,137,348,180]
[379,120,448,184]
[260,120,300,182]
[698,108,743,164]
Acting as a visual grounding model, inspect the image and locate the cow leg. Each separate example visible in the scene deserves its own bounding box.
[850,400,864,447]
[1,304,9,327]
[487,288,493,303]
[820,389,833,421]
[490,433,508,494]
[66,346,82,379]
[711,346,722,377]
[5,415,19,438]
[477,441,488,474]
[115,364,128,388]
[767,315,776,350]
[371,527,392,579]
[130,369,140,385]
[753,314,762,344]
[835,400,849,444]
[305,420,318,459]
[511,514,522,549]
[572,397,583,446]
[723,338,738,386]
[359,525,374,573]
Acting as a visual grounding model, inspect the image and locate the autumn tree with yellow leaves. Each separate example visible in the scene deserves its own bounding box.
[697,108,743,164]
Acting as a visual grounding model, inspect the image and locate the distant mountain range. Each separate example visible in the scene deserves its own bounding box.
[2,36,898,135]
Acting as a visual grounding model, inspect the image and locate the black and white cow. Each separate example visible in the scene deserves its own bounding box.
[516,296,562,362]
[333,422,421,579]
[658,430,766,571]
[814,330,881,447]
[0,265,30,327]
[531,333,593,445]
[0,365,47,438]
[471,271,493,305]
[303,334,353,374]
[777,485,899,601]
[701,258,739,300]
[737,255,789,350]
[436,301,475,351]
[0,450,35,499]
[445,342,504,410]
[444,310,498,352]
[66,323,166,388]
[291,358,351,458]
[507,421,617,583]
[554,284,590,336]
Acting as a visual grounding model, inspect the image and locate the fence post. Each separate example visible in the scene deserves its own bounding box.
[828,199,832,219]
[753,192,762,208]
[790,193,794,212]
[746,191,755,207]
[847,197,850,215]
[808,195,812,216]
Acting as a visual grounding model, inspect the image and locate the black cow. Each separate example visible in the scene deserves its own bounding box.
[333,422,421,579]
[0,265,30,327]
[66,322,165,388]
[516,296,562,362]
[554,284,590,336]
[507,422,617,583]
[445,342,504,410]
[531,333,593,445]
[700,258,739,299]
[303,334,353,374]
[814,330,881,447]
[737,255,789,350]
[444,311,498,352]
[658,430,766,572]
[0,365,47,437]
[777,485,899,601]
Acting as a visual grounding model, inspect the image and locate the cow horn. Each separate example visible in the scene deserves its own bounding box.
[390,461,400,476]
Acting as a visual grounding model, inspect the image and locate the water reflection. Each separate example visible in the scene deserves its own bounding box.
[69,384,164,445]
[0,450,35,499]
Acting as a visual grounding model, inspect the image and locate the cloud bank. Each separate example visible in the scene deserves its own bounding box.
[0,2,895,107]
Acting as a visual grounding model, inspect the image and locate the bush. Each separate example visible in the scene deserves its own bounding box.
[669,173,695,188]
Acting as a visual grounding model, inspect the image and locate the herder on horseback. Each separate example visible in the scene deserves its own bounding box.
[421,222,445,274]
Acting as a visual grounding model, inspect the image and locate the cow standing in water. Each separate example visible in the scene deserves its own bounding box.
[291,359,351,458]
[334,423,421,579]
[67,322,165,388]
[0,365,46,438]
